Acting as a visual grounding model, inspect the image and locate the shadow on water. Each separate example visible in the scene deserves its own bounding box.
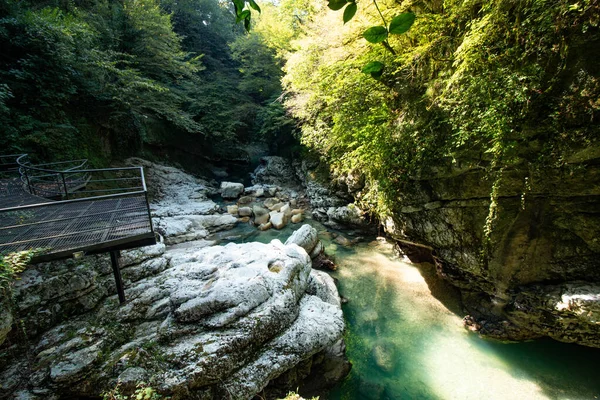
[469,337,600,400]
[412,261,465,317]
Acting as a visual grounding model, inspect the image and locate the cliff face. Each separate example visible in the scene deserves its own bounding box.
[384,148,600,346]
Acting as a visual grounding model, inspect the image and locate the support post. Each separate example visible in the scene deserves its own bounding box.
[110,250,126,304]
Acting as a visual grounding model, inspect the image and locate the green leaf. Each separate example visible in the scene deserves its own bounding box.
[343,3,357,24]
[233,0,244,15]
[236,9,250,23]
[248,0,261,13]
[244,13,252,31]
[362,61,384,74]
[389,12,415,35]
[363,26,388,43]
[328,0,348,11]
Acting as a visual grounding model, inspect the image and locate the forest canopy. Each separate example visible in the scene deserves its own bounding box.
[0,0,287,163]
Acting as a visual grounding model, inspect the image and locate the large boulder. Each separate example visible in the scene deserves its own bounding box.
[285,224,319,255]
[220,182,245,199]
[1,241,346,399]
[154,214,237,245]
[126,158,220,218]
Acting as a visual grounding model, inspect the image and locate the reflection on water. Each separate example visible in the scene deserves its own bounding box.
[217,218,600,400]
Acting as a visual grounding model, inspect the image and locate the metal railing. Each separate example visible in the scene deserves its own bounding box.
[0,154,155,259]
[0,154,156,303]
[17,154,90,199]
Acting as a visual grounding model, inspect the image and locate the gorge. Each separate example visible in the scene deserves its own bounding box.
[1,0,599,398]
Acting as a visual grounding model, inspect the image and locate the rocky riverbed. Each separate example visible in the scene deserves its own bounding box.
[0,159,352,399]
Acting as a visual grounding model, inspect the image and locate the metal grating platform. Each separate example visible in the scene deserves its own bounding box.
[0,154,157,302]
[0,193,154,260]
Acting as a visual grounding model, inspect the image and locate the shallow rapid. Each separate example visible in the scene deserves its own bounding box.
[213,217,600,400]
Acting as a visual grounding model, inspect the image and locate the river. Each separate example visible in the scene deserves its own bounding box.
[210,215,600,400]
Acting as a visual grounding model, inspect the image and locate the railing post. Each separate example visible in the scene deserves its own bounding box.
[60,172,69,200]
[24,168,33,194]
[110,250,126,304]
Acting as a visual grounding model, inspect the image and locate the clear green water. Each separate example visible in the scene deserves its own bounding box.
[213,218,600,400]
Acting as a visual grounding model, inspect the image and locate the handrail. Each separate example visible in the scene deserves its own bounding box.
[16,154,88,174]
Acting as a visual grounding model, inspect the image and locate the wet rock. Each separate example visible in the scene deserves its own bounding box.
[372,342,396,372]
[238,207,253,217]
[263,197,280,209]
[239,216,251,223]
[253,205,270,225]
[292,208,304,215]
[334,235,354,247]
[238,195,253,205]
[291,214,303,224]
[220,182,244,199]
[269,202,286,212]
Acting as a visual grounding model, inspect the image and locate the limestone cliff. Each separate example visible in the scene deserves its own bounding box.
[384,148,600,346]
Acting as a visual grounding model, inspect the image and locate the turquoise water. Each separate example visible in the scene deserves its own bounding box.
[214,218,600,400]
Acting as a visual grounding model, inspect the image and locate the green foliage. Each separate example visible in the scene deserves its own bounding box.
[363,26,388,43]
[388,12,415,34]
[285,0,600,238]
[0,250,39,295]
[0,0,285,161]
[103,381,166,400]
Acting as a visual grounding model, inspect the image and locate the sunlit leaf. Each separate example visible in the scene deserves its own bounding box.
[328,0,348,11]
[362,61,384,75]
[236,9,250,23]
[389,12,415,35]
[232,0,244,15]
[363,26,388,43]
[343,3,357,24]
[248,0,261,13]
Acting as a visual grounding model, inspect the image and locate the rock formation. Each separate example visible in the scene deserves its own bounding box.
[384,152,600,347]
[0,161,349,399]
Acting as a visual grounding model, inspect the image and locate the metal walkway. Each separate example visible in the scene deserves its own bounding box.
[0,154,156,302]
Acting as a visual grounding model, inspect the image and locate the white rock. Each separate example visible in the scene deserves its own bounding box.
[270,211,289,230]
[220,182,245,199]
[285,224,319,254]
